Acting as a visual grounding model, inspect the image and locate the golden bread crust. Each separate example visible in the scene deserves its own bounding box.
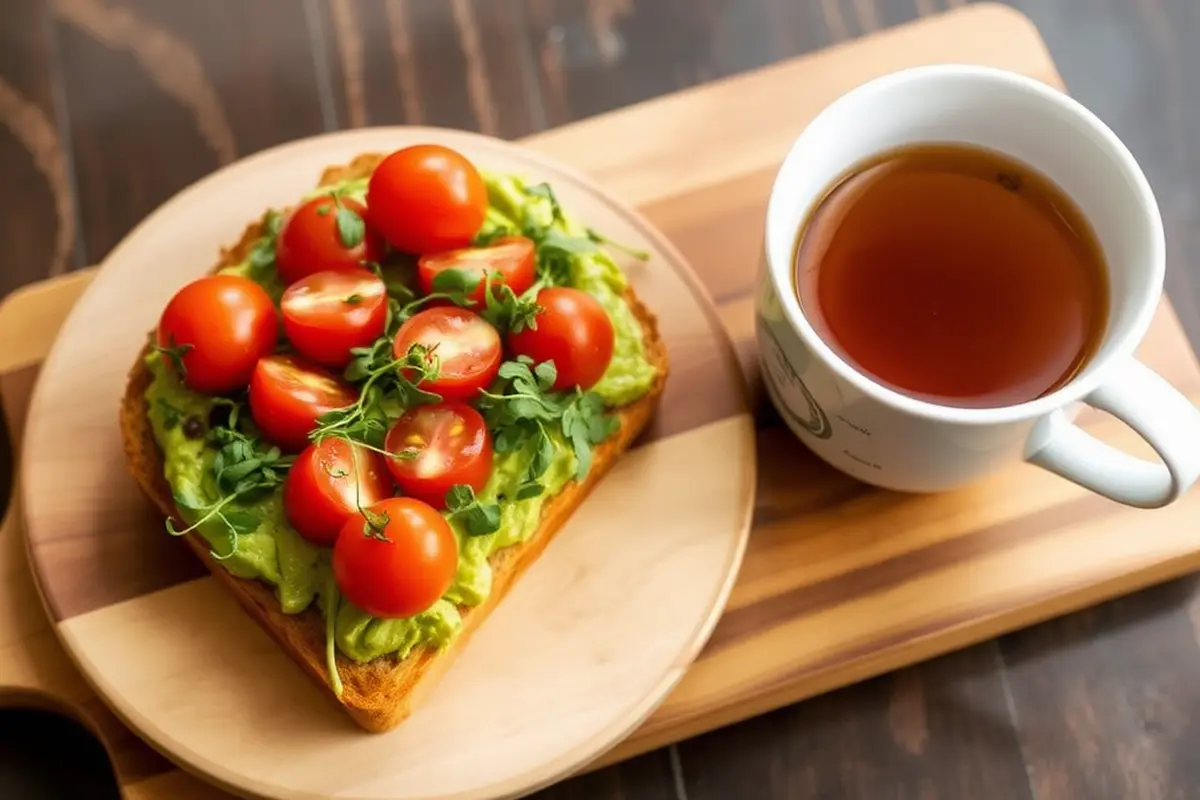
[118,153,668,733]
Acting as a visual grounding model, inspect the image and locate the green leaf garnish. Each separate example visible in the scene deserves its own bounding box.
[560,390,619,480]
[515,483,544,501]
[430,266,483,303]
[167,491,260,561]
[247,209,283,281]
[335,204,365,249]
[479,273,542,334]
[163,399,294,560]
[313,341,442,449]
[533,360,557,388]
[446,484,501,536]
[523,182,564,221]
[209,418,294,498]
[477,355,619,491]
[586,227,650,261]
[153,334,193,377]
[426,268,544,335]
[511,183,597,286]
[324,573,344,698]
[540,229,595,255]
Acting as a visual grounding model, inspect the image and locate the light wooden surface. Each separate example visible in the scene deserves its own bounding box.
[3,5,1198,799]
[18,127,756,800]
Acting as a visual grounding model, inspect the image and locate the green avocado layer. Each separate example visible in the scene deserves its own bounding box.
[144,172,657,664]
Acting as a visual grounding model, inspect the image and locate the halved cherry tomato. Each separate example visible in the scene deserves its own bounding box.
[391,307,502,402]
[280,269,387,368]
[283,438,394,546]
[507,287,615,391]
[384,404,493,509]
[366,144,487,254]
[333,497,458,618]
[248,354,356,452]
[275,195,385,285]
[416,236,536,307]
[156,274,278,395]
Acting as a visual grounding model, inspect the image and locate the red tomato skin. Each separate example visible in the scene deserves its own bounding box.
[275,196,385,286]
[280,269,388,367]
[248,355,357,452]
[333,497,458,618]
[416,236,537,306]
[156,275,278,395]
[283,439,394,547]
[384,404,493,509]
[391,307,502,403]
[507,287,615,391]
[366,145,488,254]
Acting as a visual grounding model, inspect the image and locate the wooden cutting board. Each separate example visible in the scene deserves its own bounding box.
[3,5,1198,798]
[21,124,756,800]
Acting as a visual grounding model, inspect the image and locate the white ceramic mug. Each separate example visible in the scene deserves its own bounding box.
[755,64,1200,508]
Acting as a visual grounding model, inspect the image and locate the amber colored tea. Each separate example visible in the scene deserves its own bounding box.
[793,143,1110,409]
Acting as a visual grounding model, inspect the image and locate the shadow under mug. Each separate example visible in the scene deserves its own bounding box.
[755,64,1200,509]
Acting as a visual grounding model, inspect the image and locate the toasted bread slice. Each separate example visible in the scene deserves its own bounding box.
[118,154,669,733]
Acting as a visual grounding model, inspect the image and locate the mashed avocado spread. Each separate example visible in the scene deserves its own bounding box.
[145,172,657,664]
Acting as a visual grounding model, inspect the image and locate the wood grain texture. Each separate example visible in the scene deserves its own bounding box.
[25,128,749,623]
[5,1,1200,799]
[1004,0,1200,350]
[19,127,754,799]
[0,0,78,301]
[677,644,1033,800]
[50,0,333,264]
[314,0,544,138]
[531,750,677,800]
[978,3,1200,797]
[2,8,1200,799]
[1000,577,1200,799]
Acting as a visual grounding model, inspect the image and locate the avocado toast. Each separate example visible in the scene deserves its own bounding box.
[119,146,667,733]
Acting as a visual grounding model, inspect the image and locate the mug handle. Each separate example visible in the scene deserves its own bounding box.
[1028,359,1200,508]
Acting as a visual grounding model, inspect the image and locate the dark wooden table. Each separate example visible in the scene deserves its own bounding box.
[3,1,1200,798]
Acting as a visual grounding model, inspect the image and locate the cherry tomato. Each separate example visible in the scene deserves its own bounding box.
[392,307,502,403]
[275,195,385,285]
[283,438,394,546]
[417,236,537,307]
[333,497,458,618]
[280,269,387,368]
[155,274,278,395]
[508,287,615,391]
[366,144,487,254]
[248,354,356,452]
[384,404,493,509]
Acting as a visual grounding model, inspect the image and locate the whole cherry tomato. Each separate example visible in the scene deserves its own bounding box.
[366,144,487,254]
[275,194,385,285]
[156,274,278,395]
[333,497,458,618]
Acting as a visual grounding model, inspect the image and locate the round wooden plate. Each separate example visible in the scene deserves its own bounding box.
[20,127,755,800]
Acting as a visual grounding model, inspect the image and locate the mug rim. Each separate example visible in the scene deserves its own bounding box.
[763,63,1166,426]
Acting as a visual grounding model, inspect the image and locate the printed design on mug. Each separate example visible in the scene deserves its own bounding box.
[758,317,833,440]
[757,259,787,324]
